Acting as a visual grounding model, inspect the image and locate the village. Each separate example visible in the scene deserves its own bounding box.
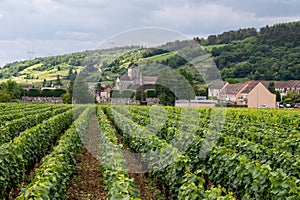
[91,65,300,108]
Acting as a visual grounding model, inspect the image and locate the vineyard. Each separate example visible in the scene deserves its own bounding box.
[0,103,299,199]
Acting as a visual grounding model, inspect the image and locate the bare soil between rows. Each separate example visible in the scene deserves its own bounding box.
[67,113,164,199]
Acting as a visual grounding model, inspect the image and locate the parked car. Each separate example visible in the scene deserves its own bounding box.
[258,104,268,108]
[285,103,292,108]
[294,104,300,109]
[279,104,285,108]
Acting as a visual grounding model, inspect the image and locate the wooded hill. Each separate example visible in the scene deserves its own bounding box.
[1,20,300,86]
[197,21,300,81]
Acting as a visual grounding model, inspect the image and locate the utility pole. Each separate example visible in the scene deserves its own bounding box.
[27,50,35,60]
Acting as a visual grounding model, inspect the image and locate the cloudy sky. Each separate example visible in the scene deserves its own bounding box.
[0,0,299,67]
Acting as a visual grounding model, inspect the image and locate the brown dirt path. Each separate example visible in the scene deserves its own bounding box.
[67,114,107,200]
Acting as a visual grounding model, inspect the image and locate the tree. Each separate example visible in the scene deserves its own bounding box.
[156,85,175,106]
[62,93,72,104]
[56,75,62,86]
[110,90,120,98]
[276,91,281,102]
[135,90,145,101]
[41,89,53,97]
[43,79,47,87]
[0,90,11,102]
[179,68,193,86]
[120,90,134,98]
[28,89,40,97]
[72,75,94,104]
[145,89,157,98]
[53,88,66,97]
[94,83,104,96]
[268,81,276,94]
[1,80,22,99]
[285,90,300,104]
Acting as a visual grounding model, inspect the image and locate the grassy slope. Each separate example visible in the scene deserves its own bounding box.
[0,64,82,84]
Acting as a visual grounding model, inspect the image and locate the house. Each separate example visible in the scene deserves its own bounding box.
[218,81,276,108]
[101,88,111,98]
[219,83,247,103]
[115,64,157,90]
[208,81,228,98]
[238,81,276,108]
[273,80,300,100]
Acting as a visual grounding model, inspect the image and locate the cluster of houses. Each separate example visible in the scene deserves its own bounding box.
[208,80,300,108]
[92,64,300,108]
[90,71,300,108]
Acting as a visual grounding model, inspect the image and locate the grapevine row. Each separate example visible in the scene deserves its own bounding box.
[0,107,82,198]
[16,106,93,199]
[0,104,68,126]
[0,106,70,144]
[96,106,140,199]
[125,106,300,199]
[106,106,234,199]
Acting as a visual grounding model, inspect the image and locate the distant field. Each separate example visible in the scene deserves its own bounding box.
[0,64,82,85]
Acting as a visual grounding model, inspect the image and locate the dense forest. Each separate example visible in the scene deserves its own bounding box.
[1,21,300,83]
[195,21,300,81]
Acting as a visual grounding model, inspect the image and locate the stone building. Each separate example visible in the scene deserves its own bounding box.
[115,64,157,90]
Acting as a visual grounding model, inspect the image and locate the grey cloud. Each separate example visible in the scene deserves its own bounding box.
[0,0,299,66]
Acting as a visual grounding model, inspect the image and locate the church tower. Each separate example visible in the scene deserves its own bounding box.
[128,64,141,85]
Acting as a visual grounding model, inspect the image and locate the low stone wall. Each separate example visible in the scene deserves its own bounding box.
[21,97,63,104]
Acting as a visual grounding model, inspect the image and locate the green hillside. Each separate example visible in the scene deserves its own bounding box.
[198,21,300,81]
[0,47,137,86]
[1,20,300,86]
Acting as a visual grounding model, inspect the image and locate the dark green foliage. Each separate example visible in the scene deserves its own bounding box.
[52,88,66,97]
[27,89,40,97]
[159,54,187,69]
[155,84,175,106]
[141,48,169,58]
[200,28,258,45]
[0,109,75,199]
[0,91,11,102]
[145,89,157,98]
[72,76,94,104]
[209,21,300,81]
[120,90,134,98]
[1,80,22,99]
[135,90,144,101]
[110,90,120,98]
[40,89,53,97]
[62,93,72,104]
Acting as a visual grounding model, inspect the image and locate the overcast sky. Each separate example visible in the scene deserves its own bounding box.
[0,0,299,67]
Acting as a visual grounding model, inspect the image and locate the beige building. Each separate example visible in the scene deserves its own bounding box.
[218,81,276,108]
[238,82,276,108]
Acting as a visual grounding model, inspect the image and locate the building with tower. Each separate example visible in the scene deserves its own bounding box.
[115,64,157,90]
